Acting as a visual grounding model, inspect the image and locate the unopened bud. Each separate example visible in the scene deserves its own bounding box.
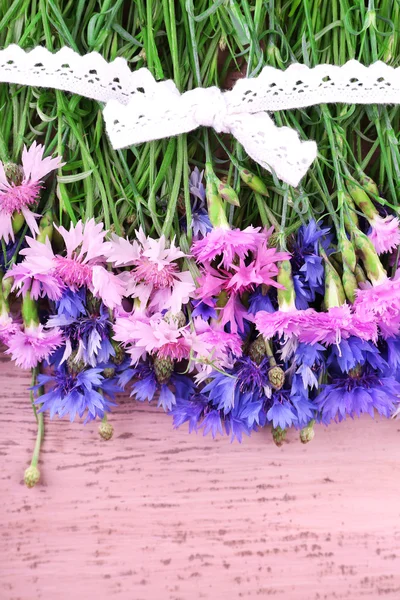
[4,162,24,185]
[99,421,114,441]
[358,172,379,197]
[248,337,267,365]
[154,356,174,385]
[347,179,378,222]
[277,260,296,310]
[24,465,40,488]
[36,211,54,244]
[111,340,125,365]
[103,367,116,379]
[67,351,86,375]
[268,366,285,390]
[219,36,227,51]
[205,164,229,229]
[217,181,240,207]
[272,426,286,447]
[354,263,367,284]
[239,168,269,197]
[300,420,315,444]
[164,311,186,329]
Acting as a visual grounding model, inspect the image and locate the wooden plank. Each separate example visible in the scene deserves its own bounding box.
[1,354,400,600]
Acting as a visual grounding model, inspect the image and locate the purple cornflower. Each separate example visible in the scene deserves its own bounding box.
[188,167,212,238]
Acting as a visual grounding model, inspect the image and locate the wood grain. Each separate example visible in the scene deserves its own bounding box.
[1,354,400,600]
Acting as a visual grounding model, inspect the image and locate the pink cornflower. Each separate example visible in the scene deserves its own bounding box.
[191,226,266,269]
[298,305,377,346]
[354,274,400,338]
[6,323,63,369]
[189,318,242,371]
[368,214,400,255]
[255,309,311,340]
[113,312,191,363]
[8,219,125,309]
[0,311,20,344]
[105,229,195,314]
[0,142,63,242]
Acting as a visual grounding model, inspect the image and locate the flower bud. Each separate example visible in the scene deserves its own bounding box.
[300,420,315,444]
[164,311,186,329]
[67,350,86,375]
[4,162,24,185]
[24,465,40,488]
[358,172,379,197]
[217,181,240,207]
[99,421,114,441]
[12,211,25,235]
[268,366,285,390]
[205,164,229,229]
[239,167,269,197]
[103,367,116,379]
[111,340,125,365]
[272,426,286,447]
[248,337,267,365]
[347,179,378,222]
[154,356,174,385]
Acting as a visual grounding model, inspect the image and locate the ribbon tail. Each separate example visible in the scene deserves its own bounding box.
[229,113,317,187]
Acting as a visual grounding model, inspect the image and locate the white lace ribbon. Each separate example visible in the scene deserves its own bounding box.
[0,45,398,186]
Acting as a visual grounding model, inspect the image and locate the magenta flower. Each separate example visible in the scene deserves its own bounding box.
[113,312,191,363]
[368,214,400,255]
[298,305,378,346]
[5,323,63,369]
[8,219,125,309]
[255,308,311,340]
[0,312,20,344]
[0,142,63,242]
[106,229,195,314]
[191,226,265,269]
[189,319,242,372]
[354,275,400,338]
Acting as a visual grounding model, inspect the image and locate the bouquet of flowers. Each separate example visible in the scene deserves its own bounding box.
[0,0,400,487]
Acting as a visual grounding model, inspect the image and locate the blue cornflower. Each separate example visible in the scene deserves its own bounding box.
[191,298,217,320]
[170,393,210,433]
[180,167,212,238]
[315,367,400,423]
[123,361,195,411]
[294,342,326,389]
[248,288,276,315]
[266,389,297,429]
[290,220,332,308]
[56,288,86,318]
[34,366,119,422]
[327,337,387,374]
[49,300,115,367]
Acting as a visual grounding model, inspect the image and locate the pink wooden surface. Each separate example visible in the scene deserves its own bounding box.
[1,354,400,600]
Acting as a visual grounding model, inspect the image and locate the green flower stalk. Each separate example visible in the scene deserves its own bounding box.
[277,260,296,311]
[342,262,358,304]
[338,230,356,272]
[22,291,40,328]
[36,211,54,244]
[25,368,44,489]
